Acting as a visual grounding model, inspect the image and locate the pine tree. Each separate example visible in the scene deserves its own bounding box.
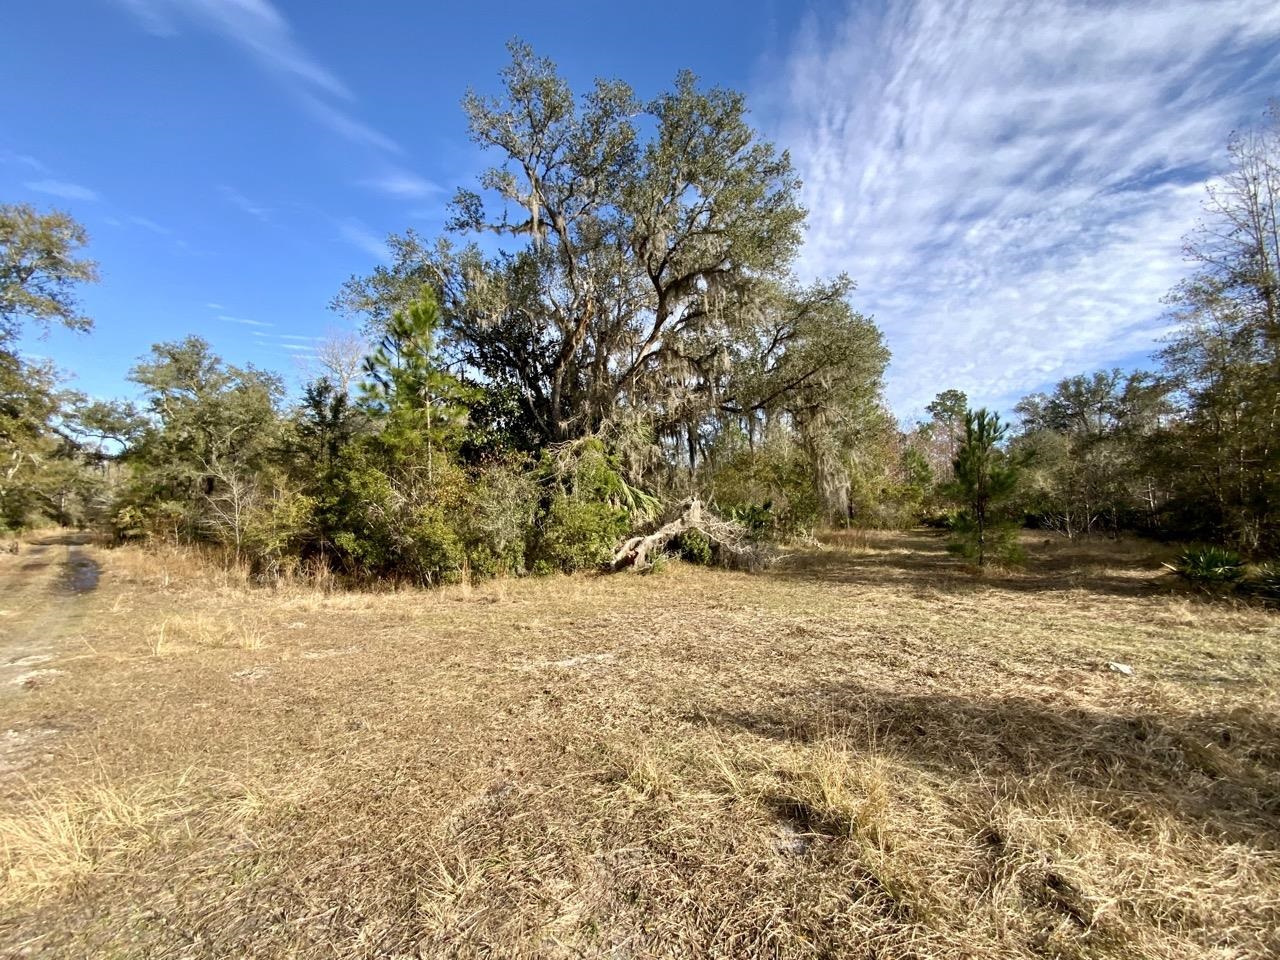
[946,408,1020,566]
[360,289,476,485]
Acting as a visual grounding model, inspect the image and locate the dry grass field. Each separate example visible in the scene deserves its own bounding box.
[1,530,1278,959]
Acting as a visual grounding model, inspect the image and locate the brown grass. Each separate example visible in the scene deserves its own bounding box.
[1,530,1277,958]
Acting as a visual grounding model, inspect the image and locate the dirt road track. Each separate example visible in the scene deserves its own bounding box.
[0,534,100,772]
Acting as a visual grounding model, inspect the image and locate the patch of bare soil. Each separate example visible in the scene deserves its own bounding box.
[0,535,101,780]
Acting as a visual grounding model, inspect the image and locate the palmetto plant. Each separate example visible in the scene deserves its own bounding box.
[1166,545,1244,582]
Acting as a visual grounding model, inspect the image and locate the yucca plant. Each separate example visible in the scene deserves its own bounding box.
[1166,545,1244,583]
[1245,561,1280,599]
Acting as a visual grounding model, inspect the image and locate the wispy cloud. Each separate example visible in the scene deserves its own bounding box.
[112,0,177,36]
[775,0,1280,415]
[359,169,441,199]
[205,302,225,310]
[249,331,322,346]
[339,219,390,260]
[299,93,403,154]
[113,0,399,152]
[218,184,271,221]
[129,214,171,235]
[218,314,273,328]
[113,0,348,97]
[24,179,99,202]
[0,150,47,172]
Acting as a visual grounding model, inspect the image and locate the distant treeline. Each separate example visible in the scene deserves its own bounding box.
[2,48,1276,579]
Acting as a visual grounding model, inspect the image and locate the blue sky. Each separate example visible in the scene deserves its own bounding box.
[4,0,1279,419]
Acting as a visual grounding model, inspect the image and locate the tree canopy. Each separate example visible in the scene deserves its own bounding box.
[337,42,882,458]
[0,203,99,342]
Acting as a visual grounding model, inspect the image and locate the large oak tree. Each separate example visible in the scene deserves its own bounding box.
[337,42,885,454]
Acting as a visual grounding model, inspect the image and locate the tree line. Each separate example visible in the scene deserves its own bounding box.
[2,47,1277,579]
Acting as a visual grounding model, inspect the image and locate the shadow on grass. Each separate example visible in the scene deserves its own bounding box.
[695,680,1280,845]
[776,529,1175,598]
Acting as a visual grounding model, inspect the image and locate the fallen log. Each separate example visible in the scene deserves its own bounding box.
[610,498,775,572]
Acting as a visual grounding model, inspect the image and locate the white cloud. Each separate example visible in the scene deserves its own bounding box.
[218,314,273,328]
[299,93,403,154]
[113,0,399,152]
[205,302,225,310]
[0,150,47,172]
[114,0,348,97]
[112,0,177,36]
[24,179,99,202]
[774,0,1280,415]
[359,169,441,199]
[129,214,170,234]
[248,332,323,346]
[218,184,271,221]
[339,219,390,260]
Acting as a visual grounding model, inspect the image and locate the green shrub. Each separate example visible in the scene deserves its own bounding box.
[530,493,628,573]
[717,499,814,542]
[1169,545,1244,583]
[461,457,538,575]
[464,541,525,581]
[406,506,464,585]
[723,501,774,537]
[708,434,820,540]
[246,485,316,578]
[524,436,656,574]
[316,447,466,584]
[111,504,149,542]
[539,437,659,522]
[920,510,960,530]
[674,528,713,565]
[318,449,400,576]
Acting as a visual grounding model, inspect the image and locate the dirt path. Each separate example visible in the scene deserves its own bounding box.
[0,533,100,773]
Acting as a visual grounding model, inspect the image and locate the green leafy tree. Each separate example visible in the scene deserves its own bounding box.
[336,43,874,455]
[839,413,935,529]
[1,203,99,341]
[705,420,823,539]
[0,204,100,529]
[1013,369,1166,538]
[946,408,1020,566]
[1,352,65,526]
[919,388,968,480]
[124,337,282,542]
[721,280,889,522]
[278,377,364,568]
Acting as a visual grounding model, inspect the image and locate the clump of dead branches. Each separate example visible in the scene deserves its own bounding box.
[610,498,777,572]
